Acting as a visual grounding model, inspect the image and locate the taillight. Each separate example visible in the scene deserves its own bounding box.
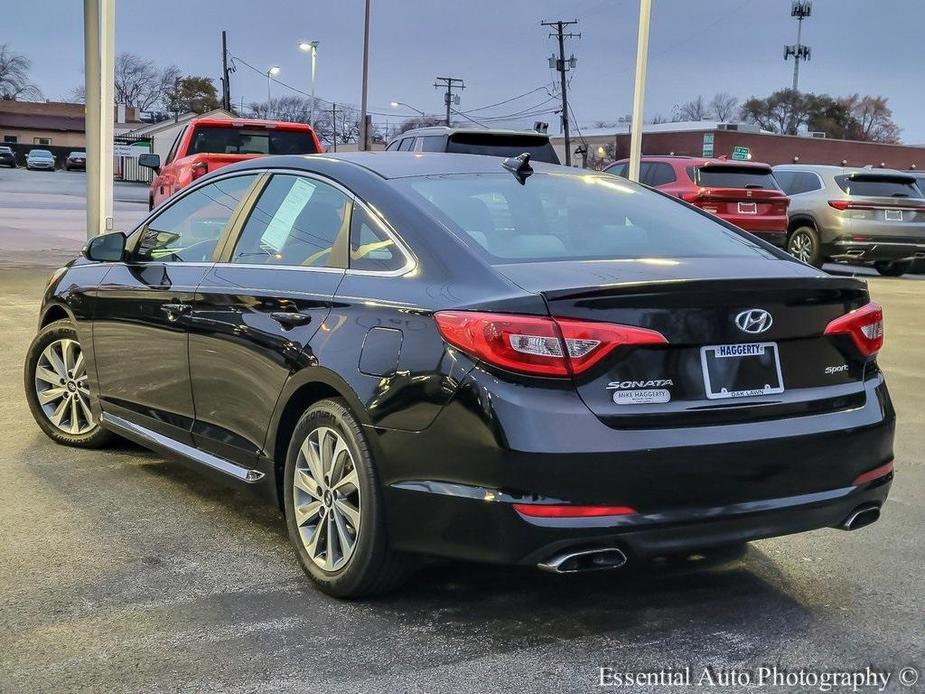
[824,302,884,357]
[433,311,667,377]
[679,191,701,203]
[191,161,209,180]
[852,460,893,486]
[513,504,637,518]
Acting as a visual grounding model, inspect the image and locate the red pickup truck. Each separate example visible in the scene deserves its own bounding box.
[139,117,322,209]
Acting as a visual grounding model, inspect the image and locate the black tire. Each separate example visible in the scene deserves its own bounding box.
[874,260,911,277]
[786,225,824,268]
[283,398,413,598]
[23,319,113,448]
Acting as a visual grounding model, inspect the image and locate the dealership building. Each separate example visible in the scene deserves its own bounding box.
[552,121,925,170]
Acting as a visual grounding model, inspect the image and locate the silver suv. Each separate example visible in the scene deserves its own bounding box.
[773,164,925,276]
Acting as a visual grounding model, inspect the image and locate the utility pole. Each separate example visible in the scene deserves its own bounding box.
[331,102,337,152]
[221,30,232,111]
[542,19,580,166]
[628,0,651,183]
[434,77,465,126]
[784,1,812,91]
[358,0,371,150]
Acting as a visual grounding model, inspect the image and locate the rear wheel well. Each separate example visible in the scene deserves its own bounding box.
[272,382,343,506]
[788,215,817,234]
[40,305,70,328]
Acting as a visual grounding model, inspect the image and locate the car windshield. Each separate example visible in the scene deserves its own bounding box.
[446,133,559,164]
[691,166,779,189]
[186,126,318,156]
[834,174,922,198]
[30,150,53,158]
[69,152,85,157]
[397,172,769,264]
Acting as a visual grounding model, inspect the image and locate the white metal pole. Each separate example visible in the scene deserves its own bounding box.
[83,0,101,239]
[627,0,652,183]
[310,45,317,126]
[99,0,115,233]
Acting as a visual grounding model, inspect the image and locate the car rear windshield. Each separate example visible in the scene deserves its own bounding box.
[691,165,779,190]
[834,174,922,198]
[446,133,559,164]
[397,172,771,264]
[187,126,318,156]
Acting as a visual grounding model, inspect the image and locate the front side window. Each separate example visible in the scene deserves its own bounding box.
[606,162,628,177]
[135,174,258,262]
[231,174,350,267]
[399,172,770,264]
[165,126,187,165]
[349,204,406,272]
[398,138,415,152]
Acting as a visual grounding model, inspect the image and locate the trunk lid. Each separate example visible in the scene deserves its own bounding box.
[497,259,871,427]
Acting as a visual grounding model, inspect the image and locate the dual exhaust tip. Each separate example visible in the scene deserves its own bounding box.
[538,504,882,573]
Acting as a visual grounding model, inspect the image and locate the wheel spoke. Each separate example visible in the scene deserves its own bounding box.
[49,397,68,427]
[36,365,62,385]
[301,437,325,485]
[45,345,67,379]
[304,518,323,558]
[62,340,77,373]
[76,394,93,428]
[38,386,66,405]
[320,429,336,477]
[325,514,335,570]
[293,469,321,499]
[333,468,358,493]
[329,437,350,486]
[72,351,86,378]
[334,498,360,530]
[294,500,323,527]
[332,506,355,555]
[69,397,81,433]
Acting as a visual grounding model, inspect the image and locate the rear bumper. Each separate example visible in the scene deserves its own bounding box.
[374,371,895,566]
[726,217,788,247]
[829,238,925,263]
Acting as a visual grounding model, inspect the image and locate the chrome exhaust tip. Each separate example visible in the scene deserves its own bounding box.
[840,504,881,531]
[537,547,628,574]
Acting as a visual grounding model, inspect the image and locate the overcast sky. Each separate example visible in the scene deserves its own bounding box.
[7,0,925,141]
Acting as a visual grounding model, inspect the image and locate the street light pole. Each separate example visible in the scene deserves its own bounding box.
[266,66,280,116]
[627,0,651,183]
[358,0,371,150]
[299,41,319,125]
[83,0,114,239]
[389,101,424,117]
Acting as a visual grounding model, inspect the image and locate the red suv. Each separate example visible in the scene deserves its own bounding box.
[606,156,790,247]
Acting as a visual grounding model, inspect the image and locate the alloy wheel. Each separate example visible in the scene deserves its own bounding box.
[34,338,95,435]
[292,426,362,572]
[788,231,814,263]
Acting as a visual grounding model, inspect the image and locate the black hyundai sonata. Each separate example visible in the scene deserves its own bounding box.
[24,152,895,597]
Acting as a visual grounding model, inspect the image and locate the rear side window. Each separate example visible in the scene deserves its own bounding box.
[834,174,921,198]
[605,162,628,177]
[446,133,559,164]
[137,174,258,262]
[231,175,350,267]
[418,136,444,152]
[400,173,770,263]
[398,138,415,151]
[694,166,779,190]
[187,126,318,156]
[776,171,822,196]
[646,162,676,186]
[349,204,407,272]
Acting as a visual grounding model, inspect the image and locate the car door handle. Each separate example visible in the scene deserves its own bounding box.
[270,311,312,328]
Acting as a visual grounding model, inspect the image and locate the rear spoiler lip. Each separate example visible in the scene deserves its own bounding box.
[539,275,869,303]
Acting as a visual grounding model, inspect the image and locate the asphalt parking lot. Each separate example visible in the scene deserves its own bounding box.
[0,179,923,693]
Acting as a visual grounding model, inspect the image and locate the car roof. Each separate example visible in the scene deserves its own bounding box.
[773,163,914,178]
[226,151,569,180]
[613,155,772,170]
[390,126,550,141]
[191,116,314,132]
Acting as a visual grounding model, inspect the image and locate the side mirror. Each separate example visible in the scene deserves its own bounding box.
[138,153,161,172]
[83,231,126,262]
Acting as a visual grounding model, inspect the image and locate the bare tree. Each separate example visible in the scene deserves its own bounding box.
[709,92,739,122]
[113,54,181,112]
[0,43,42,100]
[843,94,901,143]
[676,95,710,121]
[397,116,443,134]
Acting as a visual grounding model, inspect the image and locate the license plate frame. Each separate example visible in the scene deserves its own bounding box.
[737,201,758,215]
[700,342,784,400]
[884,209,903,222]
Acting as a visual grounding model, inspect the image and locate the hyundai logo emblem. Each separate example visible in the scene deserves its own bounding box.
[735,309,773,334]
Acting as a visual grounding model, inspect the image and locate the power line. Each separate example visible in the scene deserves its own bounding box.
[459,85,552,114]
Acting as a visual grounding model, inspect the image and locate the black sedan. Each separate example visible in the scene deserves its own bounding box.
[64,151,87,171]
[0,145,16,167]
[23,153,895,598]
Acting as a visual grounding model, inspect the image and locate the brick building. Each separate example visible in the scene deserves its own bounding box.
[551,121,925,170]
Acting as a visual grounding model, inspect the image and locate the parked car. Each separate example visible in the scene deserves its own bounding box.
[25,149,55,171]
[0,145,16,167]
[139,117,322,209]
[385,126,560,164]
[606,156,789,247]
[64,151,86,171]
[773,164,925,276]
[25,153,894,598]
